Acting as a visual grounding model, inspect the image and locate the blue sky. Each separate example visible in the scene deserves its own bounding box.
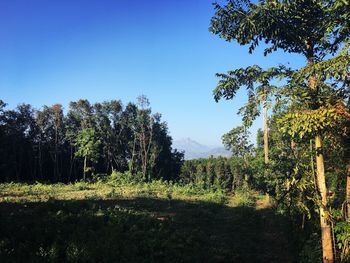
[0,0,305,146]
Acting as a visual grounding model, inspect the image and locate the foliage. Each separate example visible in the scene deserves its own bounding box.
[210,0,350,261]
[334,221,350,262]
[278,104,348,139]
[0,97,183,183]
[222,126,253,158]
[0,181,295,262]
[75,128,101,168]
[213,65,290,126]
[210,0,340,57]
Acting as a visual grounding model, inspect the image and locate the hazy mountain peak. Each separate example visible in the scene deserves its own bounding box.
[173,138,231,160]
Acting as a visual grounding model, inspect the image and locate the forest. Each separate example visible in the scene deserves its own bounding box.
[0,96,183,183]
[1,0,350,262]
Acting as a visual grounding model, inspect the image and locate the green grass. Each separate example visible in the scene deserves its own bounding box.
[0,180,295,263]
[0,180,227,204]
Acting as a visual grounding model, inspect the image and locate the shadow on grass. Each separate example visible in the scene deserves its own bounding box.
[0,197,296,263]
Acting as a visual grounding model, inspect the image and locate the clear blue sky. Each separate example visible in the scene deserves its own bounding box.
[0,0,305,146]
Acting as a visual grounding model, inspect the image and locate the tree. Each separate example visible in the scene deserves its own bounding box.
[294,43,350,220]
[210,1,346,261]
[75,128,101,180]
[66,99,95,181]
[149,114,184,181]
[222,126,253,187]
[214,65,290,164]
[0,97,182,183]
[35,110,46,180]
[2,104,38,181]
[50,104,64,181]
[222,126,253,158]
[206,158,216,188]
[135,95,155,181]
[93,100,126,173]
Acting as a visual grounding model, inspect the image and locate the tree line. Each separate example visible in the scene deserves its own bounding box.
[180,156,249,192]
[0,96,183,183]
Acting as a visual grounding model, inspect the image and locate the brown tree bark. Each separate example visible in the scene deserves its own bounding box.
[307,46,334,262]
[346,164,350,219]
[315,135,334,263]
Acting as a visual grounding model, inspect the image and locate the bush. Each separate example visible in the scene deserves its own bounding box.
[109,170,144,184]
[233,189,255,207]
[74,181,91,191]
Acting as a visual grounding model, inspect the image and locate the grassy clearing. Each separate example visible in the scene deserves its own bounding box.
[0,180,227,204]
[0,180,294,263]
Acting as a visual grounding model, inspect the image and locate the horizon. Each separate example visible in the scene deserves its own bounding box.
[0,0,305,145]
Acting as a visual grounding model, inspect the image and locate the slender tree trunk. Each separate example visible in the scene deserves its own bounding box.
[130,137,137,174]
[53,127,58,182]
[262,95,269,164]
[83,156,87,181]
[107,147,111,173]
[143,158,148,181]
[54,129,60,182]
[141,131,147,180]
[38,139,43,181]
[306,46,334,262]
[346,163,350,219]
[68,144,74,182]
[315,135,334,263]
[55,144,58,181]
[139,121,153,181]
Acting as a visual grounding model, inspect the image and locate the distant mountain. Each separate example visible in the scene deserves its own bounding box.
[173,138,231,160]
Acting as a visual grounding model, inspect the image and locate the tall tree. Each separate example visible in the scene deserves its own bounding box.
[295,44,350,225]
[121,102,139,173]
[35,110,46,180]
[214,65,289,164]
[135,95,154,181]
[3,104,37,181]
[75,128,101,180]
[51,104,64,181]
[66,99,95,180]
[210,1,346,261]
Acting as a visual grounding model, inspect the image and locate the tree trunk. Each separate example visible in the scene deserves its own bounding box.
[143,158,148,181]
[262,95,269,164]
[83,156,87,181]
[346,163,350,219]
[306,46,335,262]
[130,137,137,174]
[54,126,58,182]
[315,135,334,263]
[68,145,73,182]
[39,139,43,180]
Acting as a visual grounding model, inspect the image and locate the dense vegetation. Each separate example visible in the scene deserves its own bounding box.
[208,0,350,262]
[0,96,183,183]
[0,180,294,263]
[1,0,350,262]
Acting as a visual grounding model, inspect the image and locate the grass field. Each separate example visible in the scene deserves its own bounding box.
[0,180,295,262]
